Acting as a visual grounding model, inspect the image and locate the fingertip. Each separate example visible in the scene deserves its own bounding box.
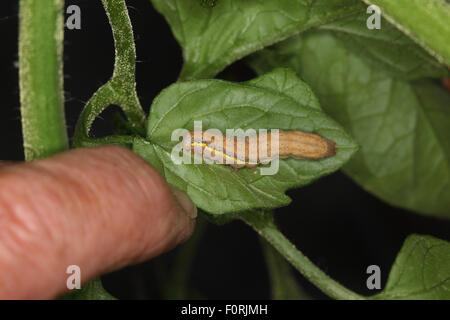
[0,146,198,298]
[170,185,198,220]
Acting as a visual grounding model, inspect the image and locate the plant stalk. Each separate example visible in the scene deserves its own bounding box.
[240,211,365,300]
[19,0,68,161]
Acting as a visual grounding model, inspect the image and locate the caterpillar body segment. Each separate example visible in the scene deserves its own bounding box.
[181,130,336,170]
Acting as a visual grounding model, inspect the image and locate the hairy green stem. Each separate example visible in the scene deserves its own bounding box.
[240,211,365,300]
[73,0,146,148]
[19,0,68,160]
[260,239,311,300]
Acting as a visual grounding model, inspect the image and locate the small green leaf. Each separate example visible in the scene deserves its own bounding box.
[248,30,450,218]
[135,68,357,214]
[150,0,365,80]
[59,278,116,300]
[363,0,450,66]
[374,234,450,300]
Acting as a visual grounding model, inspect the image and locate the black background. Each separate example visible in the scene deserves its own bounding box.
[1,0,449,300]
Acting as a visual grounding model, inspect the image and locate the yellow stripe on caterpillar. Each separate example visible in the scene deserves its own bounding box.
[191,142,259,165]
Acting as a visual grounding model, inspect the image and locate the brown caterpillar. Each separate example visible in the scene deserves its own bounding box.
[181,130,336,170]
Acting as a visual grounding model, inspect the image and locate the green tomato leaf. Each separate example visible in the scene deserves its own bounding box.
[150,0,365,80]
[363,0,450,66]
[248,30,450,218]
[135,68,358,214]
[374,234,450,300]
[320,15,449,80]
